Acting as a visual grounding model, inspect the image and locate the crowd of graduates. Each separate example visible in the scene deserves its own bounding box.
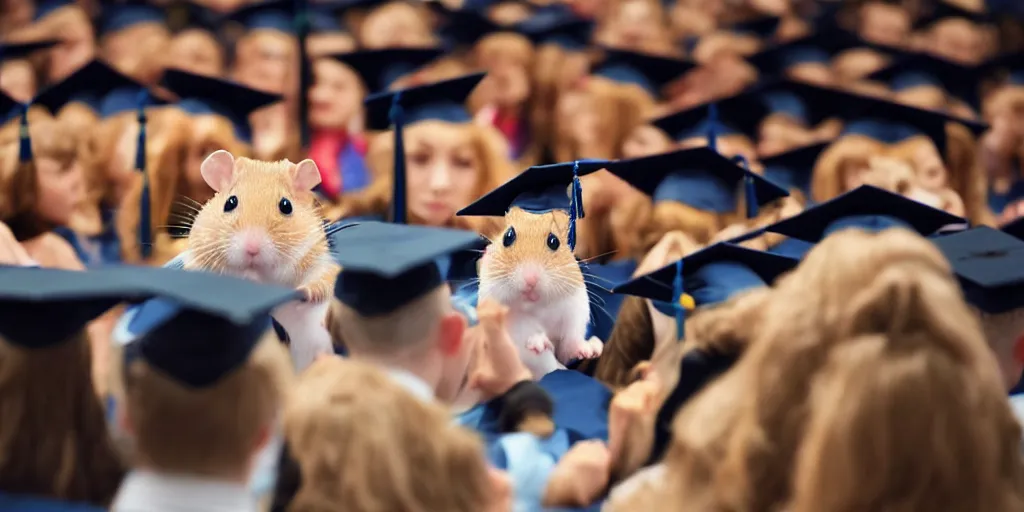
[4,0,1024,510]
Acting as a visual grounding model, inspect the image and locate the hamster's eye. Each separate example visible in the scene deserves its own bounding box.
[546,233,560,251]
[279,198,293,215]
[224,195,238,213]
[502,226,516,247]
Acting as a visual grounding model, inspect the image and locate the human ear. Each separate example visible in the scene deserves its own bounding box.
[438,311,468,357]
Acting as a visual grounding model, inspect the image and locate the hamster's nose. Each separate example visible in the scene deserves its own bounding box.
[244,239,262,257]
[523,270,539,290]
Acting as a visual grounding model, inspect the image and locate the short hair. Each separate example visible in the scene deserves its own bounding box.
[284,358,492,512]
[124,333,292,476]
[332,285,450,356]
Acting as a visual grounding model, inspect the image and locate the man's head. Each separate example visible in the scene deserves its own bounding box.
[333,285,470,402]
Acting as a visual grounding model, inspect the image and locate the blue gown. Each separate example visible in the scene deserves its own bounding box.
[489,430,603,512]
[54,209,121,266]
[0,493,104,511]
[337,140,371,194]
[582,259,637,342]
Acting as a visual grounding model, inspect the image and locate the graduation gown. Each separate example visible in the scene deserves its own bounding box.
[582,259,638,342]
[488,431,603,512]
[0,493,104,512]
[55,209,122,266]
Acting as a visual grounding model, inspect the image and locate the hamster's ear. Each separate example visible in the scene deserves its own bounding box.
[201,150,236,192]
[293,159,323,191]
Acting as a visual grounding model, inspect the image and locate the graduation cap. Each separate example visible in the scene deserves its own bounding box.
[729,15,782,39]
[329,222,485,316]
[97,3,167,36]
[33,0,74,20]
[162,68,283,143]
[652,95,767,143]
[0,92,17,125]
[172,0,223,33]
[331,48,445,94]
[122,270,301,387]
[517,10,592,51]
[981,52,1024,87]
[0,266,147,349]
[458,159,609,249]
[591,49,696,99]
[747,29,905,77]
[867,52,981,108]
[763,184,966,243]
[33,60,163,117]
[1002,216,1024,241]
[0,40,58,61]
[432,6,506,48]
[914,0,992,29]
[225,0,298,33]
[932,226,1024,314]
[761,141,829,197]
[747,78,852,126]
[603,147,789,217]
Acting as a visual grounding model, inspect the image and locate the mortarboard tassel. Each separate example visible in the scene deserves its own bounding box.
[567,160,584,251]
[733,154,759,219]
[389,91,407,224]
[18,104,31,163]
[706,103,719,153]
[671,260,695,341]
[136,90,152,259]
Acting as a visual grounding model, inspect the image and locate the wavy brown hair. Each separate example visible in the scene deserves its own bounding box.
[0,331,125,506]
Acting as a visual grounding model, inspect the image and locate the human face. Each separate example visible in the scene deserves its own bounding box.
[787,62,833,87]
[622,125,671,159]
[894,86,947,111]
[309,59,364,130]
[359,3,435,50]
[758,118,814,157]
[911,142,948,191]
[405,122,483,226]
[832,49,888,81]
[35,156,85,227]
[47,14,96,82]
[0,60,36,102]
[858,2,910,47]
[306,32,357,59]
[930,19,985,66]
[167,30,224,77]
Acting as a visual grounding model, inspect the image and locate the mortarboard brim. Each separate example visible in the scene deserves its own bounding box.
[363,72,486,132]
[761,141,830,197]
[591,48,696,99]
[0,40,59,61]
[162,68,283,143]
[457,160,610,217]
[931,226,1024,314]
[330,48,445,94]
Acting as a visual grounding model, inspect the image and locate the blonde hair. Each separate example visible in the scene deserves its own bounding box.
[944,122,993,225]
[0,332,125,505]
[124,334,292,476]
[284,358,492,512]
[811,135,887,202]
[555,76,655,162]
[789,333,1024,512]
[641,201,724,247]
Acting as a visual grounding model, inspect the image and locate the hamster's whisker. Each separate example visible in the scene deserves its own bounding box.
[178,196,205,209]
[174,202,202,215]
[579,273,615,291]
[576,251,619,264]
[589,301,615,324]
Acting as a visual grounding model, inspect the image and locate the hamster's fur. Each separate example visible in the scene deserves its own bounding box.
[183,150,339,371]
[479,207,600,379]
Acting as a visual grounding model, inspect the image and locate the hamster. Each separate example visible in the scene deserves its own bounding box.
[183,150,339,372]
[478,207,601,379]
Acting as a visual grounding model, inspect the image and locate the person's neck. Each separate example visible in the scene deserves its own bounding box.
[134,457,251,485]
[350,352,441,398]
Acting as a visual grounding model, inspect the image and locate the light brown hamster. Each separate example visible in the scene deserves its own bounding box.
[184,150,339,371]
[478,207,600,378]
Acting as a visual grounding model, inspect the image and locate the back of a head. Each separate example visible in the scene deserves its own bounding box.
[124,333,292,478]
[333,285,450,359]
[0,332,124,506]
[789,334,1024,512]
[283,358,491,512]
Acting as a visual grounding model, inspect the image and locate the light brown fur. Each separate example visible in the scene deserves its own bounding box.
[486,207,583,288]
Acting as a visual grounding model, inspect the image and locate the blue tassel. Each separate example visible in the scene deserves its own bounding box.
[136,90,152,259]
[706,103,719,153]
[732,154,758,219]
[18,104,31,162]
[672,260,684,341]
[389,91,406,224]
[567,160,583,251]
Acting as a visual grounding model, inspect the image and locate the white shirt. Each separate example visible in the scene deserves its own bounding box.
[387,368,435,402]
[112,471,256,512]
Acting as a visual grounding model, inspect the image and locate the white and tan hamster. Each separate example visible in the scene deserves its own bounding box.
[478,207,601,379]
[183,150,340,371]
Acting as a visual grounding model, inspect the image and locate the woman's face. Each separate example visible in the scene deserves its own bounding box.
[758,118,813,157]
[622,125,671,159]
[306,32,357,59]
[832,49,888,81]
[910,142,948,191]
[894,86,947,111]
[0,60,36,102]
[930,19,985,66]
[309,59,364,130]
[35,156,85,226]
[858,2,910,47]
[787,63,834,87]
[405,122,482,226]
[167,30,224,77]
[601,0,668,53]
[46,14,96,82]
[359,4,435,50]
[236,33,296,96]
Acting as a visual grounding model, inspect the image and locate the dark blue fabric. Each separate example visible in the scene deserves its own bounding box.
[53,209,121,267]
[583,259,637,342]
[0,492,104,511]
[337,139,370,193]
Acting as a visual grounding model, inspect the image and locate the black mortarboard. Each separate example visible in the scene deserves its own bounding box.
[226,0,297,33]
[162,68,283,143]
[33,0,74,20]
[750,78,853,127]
[363,72,484,131]
[764,184,966,242]
[518,10,592,51]
[1002,217,1024,241]
[867,52,981,108]
[458,159,608,249]
[747,29,906,77]
[981,52,1024,87]
[729,15,781,39]
[0,92,18,124]
[0,266,144,349]
[329,222,485,316]
[0,40,58,61]
[914,0,992,28]
[171,0,222,33]
[603,147,789,215]
[432,6,506,48]
[122,269,301,388]
[652,96,766,142]
[331,48,444,93]
[591,49,696,98]
[932,226,1024,314]
[33,60,163,117]
[98,3,167,36]
[761,141,829,198]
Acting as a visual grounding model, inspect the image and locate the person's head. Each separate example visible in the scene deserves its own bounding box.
[308,58,365,131]
[788,332,1024,512]
[597,0,674,55]
[331,285,470,402]
[0,58,37,101]
[857,1,911,47]
[886,134,948,192]
[284,357,510,512]
[32,4,96,83]
[122,332,292,479]
[810,134,887,202]
[306,31,357,59]
[166,29,225,77]
[622,124,672,159]
[362,121,514,227]
[99,21,171,84]
[925,18,987,66]
[832,47,890,82]
[892,84,948,111]
[557,77,656,160]
[356,2,436,50]
[0,323,124,505]
[758,115,815,157]
[233,29,299,96]
[472,33,534,110]
[642,201,723,246]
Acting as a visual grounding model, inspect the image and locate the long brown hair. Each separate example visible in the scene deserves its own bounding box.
[0,332,125,505]
[811,135,886,203]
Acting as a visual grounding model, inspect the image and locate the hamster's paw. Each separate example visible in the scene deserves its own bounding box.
[586,336,604,358]
[525,333,554,355]
[559,338,601,362]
